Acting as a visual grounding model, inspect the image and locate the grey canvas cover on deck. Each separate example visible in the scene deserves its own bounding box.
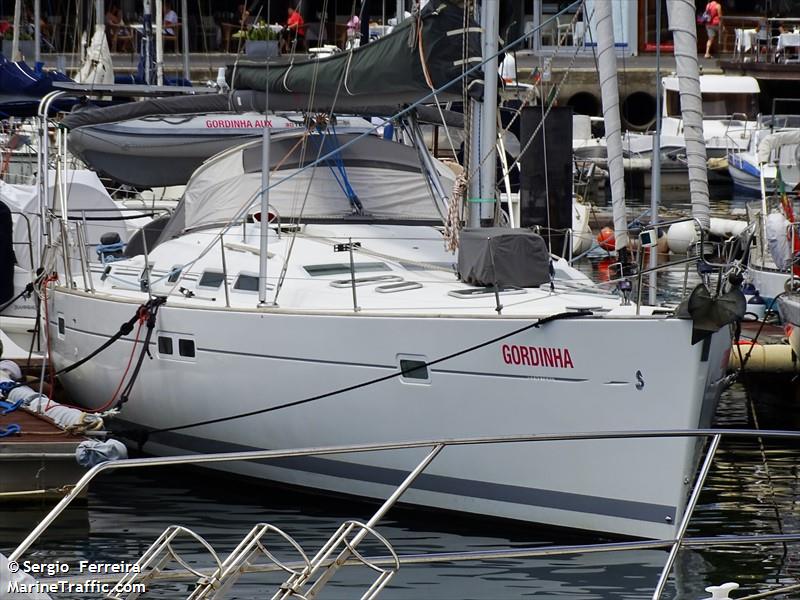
[457,228,551,288]
[227,0,481,112]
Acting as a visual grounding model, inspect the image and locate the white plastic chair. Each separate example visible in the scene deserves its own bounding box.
[556,15,573,46]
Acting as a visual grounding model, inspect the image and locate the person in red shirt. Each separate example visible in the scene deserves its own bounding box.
[704,0,722,58]
[282,6,306,53]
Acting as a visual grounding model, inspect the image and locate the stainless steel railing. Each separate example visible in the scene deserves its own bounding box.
[10,428,800,600]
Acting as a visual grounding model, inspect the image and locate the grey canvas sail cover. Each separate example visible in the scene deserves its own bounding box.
[61,93,235,130]
[61,89,466,130]
[458,228,550,288]
[227,0,482,112]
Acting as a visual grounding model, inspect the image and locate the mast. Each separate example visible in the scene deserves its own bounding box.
[143,0,153,84]
[258,67,271,306]
[649,0,662,304]
[667,0,710,232]
[594,0,629,254]
[478,0,499,216]
[155,0,164,86]
[467,0,497,228]
[11,0,21,61]
[34,0,41,63]
[258,125,271,305]
[95,0,104,28]
[181,0,190,81]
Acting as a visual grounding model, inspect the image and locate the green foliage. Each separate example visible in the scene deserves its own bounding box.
[245,20,279,41]
[3,30,33,41]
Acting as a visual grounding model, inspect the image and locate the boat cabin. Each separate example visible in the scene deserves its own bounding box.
[662,75,760,120]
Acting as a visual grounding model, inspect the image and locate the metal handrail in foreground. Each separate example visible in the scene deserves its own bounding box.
[10,428,800,600]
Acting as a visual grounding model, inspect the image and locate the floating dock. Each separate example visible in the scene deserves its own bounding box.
[0,405,87,502]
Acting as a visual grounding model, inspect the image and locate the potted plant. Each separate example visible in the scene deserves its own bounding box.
[239,20,280,58]
[2,29,36,62]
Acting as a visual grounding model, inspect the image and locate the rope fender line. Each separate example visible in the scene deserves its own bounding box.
[53,295,167,378]
[119,296,166,406]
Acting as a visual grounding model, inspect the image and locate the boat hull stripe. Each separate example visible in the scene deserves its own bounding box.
[120,421,677,525]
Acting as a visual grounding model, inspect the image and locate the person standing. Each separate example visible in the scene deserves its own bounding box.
[704,0,722,58]
[282,6,305,53]
[164,1,178,35]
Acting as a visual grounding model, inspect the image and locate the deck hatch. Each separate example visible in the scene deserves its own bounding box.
[198,271,225,289]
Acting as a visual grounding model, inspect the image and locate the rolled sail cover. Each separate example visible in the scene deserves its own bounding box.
[458,228,550,288]
[228,0,481,112]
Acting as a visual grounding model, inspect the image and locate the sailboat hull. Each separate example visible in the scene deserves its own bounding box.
[49,288,730,539]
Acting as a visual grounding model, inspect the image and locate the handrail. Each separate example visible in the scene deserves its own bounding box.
[11,427,800,569]
[9,211,35,275]
[633,216,728,312]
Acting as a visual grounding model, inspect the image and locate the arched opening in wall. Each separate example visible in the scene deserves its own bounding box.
[566,92,601,117]
[621,91,657,131]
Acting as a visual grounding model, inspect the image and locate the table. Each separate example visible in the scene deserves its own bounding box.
[777,32,800,62]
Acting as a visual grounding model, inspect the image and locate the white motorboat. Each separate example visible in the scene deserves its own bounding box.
[728,122,800,193]
[624,75,760,166]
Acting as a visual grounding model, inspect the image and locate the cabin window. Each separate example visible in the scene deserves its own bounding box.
[304,262,391,277]
[398,354,431,384]
[665,90,757,120]
[57,315,65,338]
[158,336,173,355]
[179,339,196,358]
[198,271,225,289]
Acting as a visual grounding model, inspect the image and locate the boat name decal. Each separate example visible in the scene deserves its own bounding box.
[501,344,574,369]
[204,119,297,129]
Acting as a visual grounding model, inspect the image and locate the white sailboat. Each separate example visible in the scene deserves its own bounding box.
[45,0,734,540]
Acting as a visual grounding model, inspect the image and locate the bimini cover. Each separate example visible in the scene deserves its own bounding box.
[457,228,551,288]
[757,130,800,164]
[158,132,456,241]
[0,170,133,270]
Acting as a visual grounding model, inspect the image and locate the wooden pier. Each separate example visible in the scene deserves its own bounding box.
[0,405,87,502]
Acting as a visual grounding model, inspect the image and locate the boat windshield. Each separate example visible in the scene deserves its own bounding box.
[666,90,758,120]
